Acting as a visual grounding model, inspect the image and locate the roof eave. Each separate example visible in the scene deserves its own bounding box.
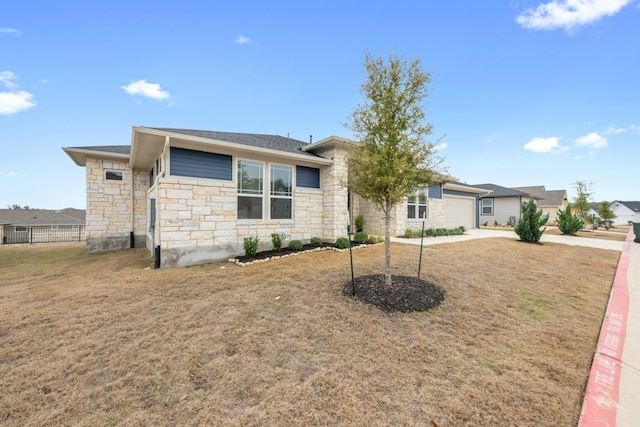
[63,147,130,167]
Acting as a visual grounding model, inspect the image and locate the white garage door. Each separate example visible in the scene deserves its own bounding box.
[444,195,475,229]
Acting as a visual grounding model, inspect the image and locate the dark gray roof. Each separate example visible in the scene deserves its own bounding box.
[0,209,86,226]
[151,128,317,157]
[613,201,640,212]
[512,186,567,206]
[70,145,131,155]
[472,183,534,198]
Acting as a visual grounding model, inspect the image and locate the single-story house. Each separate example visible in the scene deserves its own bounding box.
[610,201,640,225]
[511,186,568,224]
[472,184,536,226]
[64,127,488,268]
[0,208,86,244]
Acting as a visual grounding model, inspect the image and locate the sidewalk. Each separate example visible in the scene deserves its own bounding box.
[579,231,639,426]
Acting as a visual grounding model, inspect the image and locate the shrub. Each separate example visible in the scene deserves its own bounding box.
[426,228,437,237]
[367,235,384,244]
[355,214,365,232]
[557,207,584,235]
[310,236,323,247]
[515,200,548,243]
[335,237,350,249]
[271,232,286,251]
[243,235,259,258]
[354,231,368,244]
[288,239,303,251]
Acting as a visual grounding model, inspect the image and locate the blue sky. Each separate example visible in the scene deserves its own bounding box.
[1,0,638,209]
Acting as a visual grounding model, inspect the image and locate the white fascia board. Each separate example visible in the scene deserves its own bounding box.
[444,182,492,196]
[301,135,354,152]
[62,147,129,167]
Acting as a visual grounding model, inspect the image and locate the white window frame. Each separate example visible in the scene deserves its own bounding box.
[270,164,293,220]
[481,198,494,215]
[105,169,123,181]
[407,188,429,219]
[237,159,264,220]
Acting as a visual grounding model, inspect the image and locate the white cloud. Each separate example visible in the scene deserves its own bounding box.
[575,132,607,148]
[2,171,18,177]
[516,0,632,31]
[235,35,251,44]
[524,136,561,153]
[0,71,36,115]
[434,142,447,151]
[121,79,171,100]
[484,133,502,143]
[0,27,21,36]
[603,125,626,134]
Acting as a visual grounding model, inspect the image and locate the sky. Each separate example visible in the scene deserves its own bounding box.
[1,0,638,209]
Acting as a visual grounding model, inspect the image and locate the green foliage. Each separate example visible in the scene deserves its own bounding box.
[404,227,464,238]
[271,233,286,251]
[573,180,593,219]
[557,206,584,235]
[345,53,445,285]
[288,239,303,251]
[243,235,259,258]
[515,200,548,243]
[355,214,365,231]
[367,235,384,244]
[597,201,616,226]
[335,237,350,249]
[310,236,323,247]
[354,231,368,244]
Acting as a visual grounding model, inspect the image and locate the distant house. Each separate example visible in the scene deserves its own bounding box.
[610,201,640,225]
[64,126,488,268]
[511,186,568,224]
[0,208,86,244]
[472,183,536,226]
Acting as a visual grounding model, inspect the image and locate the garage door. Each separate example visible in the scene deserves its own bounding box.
[444,195,475,229]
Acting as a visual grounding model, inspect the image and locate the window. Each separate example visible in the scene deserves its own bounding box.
[407,188,428,219]
[271,165,292,219]
[481,198,494,215]
[237,160,263,219]
[105,170,123,181]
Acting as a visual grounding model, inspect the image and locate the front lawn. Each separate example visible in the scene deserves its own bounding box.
[0,239,619,426]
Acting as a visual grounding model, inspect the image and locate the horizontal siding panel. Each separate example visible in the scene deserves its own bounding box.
[296,166,320,188]
[428,183,442,199]
[170,147,232,181]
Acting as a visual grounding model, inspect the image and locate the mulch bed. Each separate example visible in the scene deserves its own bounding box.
[234,242,367,263]
[343,274,445,313]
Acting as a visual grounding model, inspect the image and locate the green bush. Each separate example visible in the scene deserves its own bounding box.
[310,236,323,247]
[367,235,384,244]
[515,200,548,243]
[354,231,368,244]
[243,235,260,258]
[426,228,437,237]
[271,232,286,251]
[557,207,584,235]
[335,237,350,249]
[288,239,303,251]
[355,214,365,231]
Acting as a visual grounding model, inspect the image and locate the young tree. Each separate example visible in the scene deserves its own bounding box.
[573,180,593,219]
[515,199,548,243]
[346,53,443,286]
[557,206,584,235]
[598,201,616,228]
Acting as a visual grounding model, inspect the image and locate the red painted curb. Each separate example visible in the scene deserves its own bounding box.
[578,232,632,426]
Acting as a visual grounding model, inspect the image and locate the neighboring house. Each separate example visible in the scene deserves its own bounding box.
[511,186,569,224]
[472,184,536,226]
[0,208,86,244]
[64,127,487,268]
[610,201,640,225]
[587,207,600,219]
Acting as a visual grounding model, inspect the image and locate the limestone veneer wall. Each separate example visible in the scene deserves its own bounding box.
[356,196,446,237]
[315,145,349,241]
[85,158,148,252]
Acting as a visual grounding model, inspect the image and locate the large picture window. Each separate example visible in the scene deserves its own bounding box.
[270,164,293,219]
[237,160,263,219]
[481,198,494,215]
[407,188,428,219]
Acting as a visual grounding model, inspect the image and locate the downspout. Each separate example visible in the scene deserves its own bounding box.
[130,164,135,248]
[154,136,170,268]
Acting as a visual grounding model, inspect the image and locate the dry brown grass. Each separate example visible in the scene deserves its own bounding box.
[0,239,619,426]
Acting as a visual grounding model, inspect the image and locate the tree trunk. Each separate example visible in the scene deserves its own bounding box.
[384,204,392,286]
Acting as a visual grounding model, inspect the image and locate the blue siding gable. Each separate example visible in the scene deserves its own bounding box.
[428,183,442,199]
[296,166,320,188]
[170,147,232,180]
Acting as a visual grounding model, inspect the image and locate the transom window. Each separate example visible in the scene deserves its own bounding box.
[270,164,292,219]
[408,188,428,219]
[105,170,123,181]
[481,198,494,215]
[237,160,264,219]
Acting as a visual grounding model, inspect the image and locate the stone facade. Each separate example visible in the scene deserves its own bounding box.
[85,158,147,252]
[355,196,446,237]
